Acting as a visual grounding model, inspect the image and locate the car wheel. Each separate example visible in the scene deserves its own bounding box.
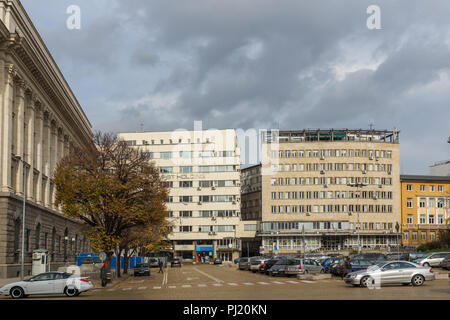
[10,287,25,299]
[411,275,425,286]
[360,276,374,288]
[423,262,430,267]
[64,286,79,297]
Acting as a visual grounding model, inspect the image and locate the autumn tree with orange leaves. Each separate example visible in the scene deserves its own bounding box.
[53,132,169,276]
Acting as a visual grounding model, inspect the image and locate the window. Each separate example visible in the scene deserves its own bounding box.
[421,232,427,241]
[438,215,444,224]
[180,196,192,203]
[165,211,173,218]
[179,151,192,158]
[180,211,192,217]
[403,232,408,241]
[160,167,173,173]
[180,181,192,188]
[141,152,154,159]
[430,232,436,241]
[179,226,193,232]
[429,215,435,224]
[420,185,425,191]
[407,215,413,224]
[244,224,257,231]
[160,152,172,159]
[420,215,426,224]
[429,185,435,192]
[438,185,443,192]
[179,166,193,173]
[419,199,426,208]
[412,232,418,240]
[406,198,413,208]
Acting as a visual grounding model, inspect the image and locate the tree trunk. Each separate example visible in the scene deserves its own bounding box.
[115,247,122,278]
[123,247,129,274]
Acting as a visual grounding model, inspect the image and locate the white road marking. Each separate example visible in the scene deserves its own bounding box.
[286,281,300,284]
[197,284,207,287]
[212,283,223,286]
[193,267,224,283]
[301,280,314,283]
[130,280,145,284]
[243,282,254,285]
[271,281,285,284]
[182,285,192,288]
[153,286,161,289]
[168,286,176,289]
[227,283,238,286]
[257,282,269,285]
[137,287,147,290]
[186,277,199,281]
[122,288,132,291]
[107,289,116,291]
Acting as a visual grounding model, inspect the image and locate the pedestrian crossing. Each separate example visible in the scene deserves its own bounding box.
[98,279,333,292]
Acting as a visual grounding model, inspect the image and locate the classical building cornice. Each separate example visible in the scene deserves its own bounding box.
[0,0,94,151]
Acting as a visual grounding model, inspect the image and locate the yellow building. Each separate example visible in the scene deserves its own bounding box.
[400,175,450,247]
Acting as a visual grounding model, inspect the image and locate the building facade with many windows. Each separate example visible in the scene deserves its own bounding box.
[0,0,93,278]
[256,129,402,255]
[400,175,450,247]
[118,129,256,262]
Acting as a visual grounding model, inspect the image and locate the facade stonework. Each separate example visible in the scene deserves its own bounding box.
[0,0,93,277]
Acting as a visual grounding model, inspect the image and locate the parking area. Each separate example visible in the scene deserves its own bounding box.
[2,263,447,300]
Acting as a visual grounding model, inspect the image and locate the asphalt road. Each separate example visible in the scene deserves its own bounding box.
[1,264,449,300]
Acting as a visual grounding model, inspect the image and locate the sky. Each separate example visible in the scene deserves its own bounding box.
[20,0,450,173]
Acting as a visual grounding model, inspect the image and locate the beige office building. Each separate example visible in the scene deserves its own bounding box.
[0,0,93,278]
[118,129,256,262]
[254,129,402,255]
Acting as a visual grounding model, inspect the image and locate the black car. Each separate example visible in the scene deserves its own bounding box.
[133,263,150,276]
[214,258,222,265]
[260,259,281,274]
[171,258,182,267]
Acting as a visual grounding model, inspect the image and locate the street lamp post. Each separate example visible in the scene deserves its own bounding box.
[347,182,367,254]
[395,222,400,257]
[302,225,305,258]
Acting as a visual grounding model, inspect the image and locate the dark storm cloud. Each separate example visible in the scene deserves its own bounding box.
[20,0,450,173]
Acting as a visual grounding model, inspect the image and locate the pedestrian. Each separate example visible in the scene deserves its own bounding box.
[158,258,164,273]
[342,256,352,279]
[100,264,107,287]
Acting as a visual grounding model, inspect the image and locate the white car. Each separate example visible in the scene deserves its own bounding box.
[0,272,93,299]
[416,252,450,267]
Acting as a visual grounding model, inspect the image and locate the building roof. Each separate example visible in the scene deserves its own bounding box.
[400,175,450,182]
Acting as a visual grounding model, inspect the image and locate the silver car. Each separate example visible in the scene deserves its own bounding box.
[285,259,325,275]
[249,257,270,272]
[344,261,435,287]
[238,257,251,270]
[439,254,450,270]
[0,272,93,299]
[416,252,450,267]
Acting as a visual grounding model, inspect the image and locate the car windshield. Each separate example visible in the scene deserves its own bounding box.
[275,259,288,265]
[367,263,384,271]
[135,264,148,268]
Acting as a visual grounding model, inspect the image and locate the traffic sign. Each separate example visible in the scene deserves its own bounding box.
[99,252,106,262]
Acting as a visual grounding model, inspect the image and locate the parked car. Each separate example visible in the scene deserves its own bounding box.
[259,258,282,274]
[416,252,450,267]
[133,263,150,276]
[285,259,324,275]
[351,253,387,263]
[249,256,270,273]
[386,253,408,261]
[268,259,292,276]
[170,258,182,267]
[439,254,450,270]
[334,259,374,277]
[324,257,345,273]
[238,257,251,270]
[213,258,222,265]
[147,258,159,268]
[405,251,427,262]
[0,272,93,299]
[344,261,434,287]
[233,258,242,264]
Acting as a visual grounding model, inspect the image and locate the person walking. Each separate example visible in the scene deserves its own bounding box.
[342,256,352,279]
[158,258,164,273]
[100,264,107,287]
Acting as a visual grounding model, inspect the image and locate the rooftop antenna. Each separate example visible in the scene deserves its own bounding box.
[369,120,374,130]
[140,123,144,132]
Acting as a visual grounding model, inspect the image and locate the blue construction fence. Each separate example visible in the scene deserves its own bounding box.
[76,252,143,269]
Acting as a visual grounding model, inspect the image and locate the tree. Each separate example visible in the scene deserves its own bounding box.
[54,131,168,276]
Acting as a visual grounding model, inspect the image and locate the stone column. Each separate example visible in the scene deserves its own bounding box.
[25,91,35,200]
[43,113,51,207]
[1,64,14,192]
[34,104,43,205]
[15,79,26,195]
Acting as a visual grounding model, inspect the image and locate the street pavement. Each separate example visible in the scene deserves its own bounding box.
[1,264,449,300]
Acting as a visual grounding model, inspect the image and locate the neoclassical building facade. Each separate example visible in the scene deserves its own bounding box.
[0,0,93,278]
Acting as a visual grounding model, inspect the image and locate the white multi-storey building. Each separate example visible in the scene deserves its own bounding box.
[118,129,254,262]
